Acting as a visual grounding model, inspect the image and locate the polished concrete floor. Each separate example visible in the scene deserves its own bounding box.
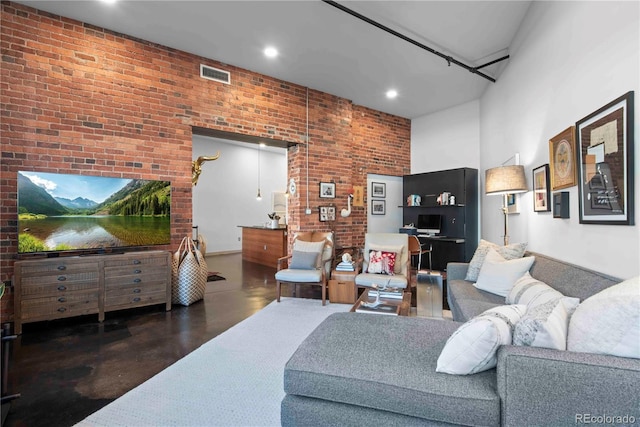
[4,253,321,427]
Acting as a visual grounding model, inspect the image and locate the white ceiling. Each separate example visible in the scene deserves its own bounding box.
[15,0,532,119]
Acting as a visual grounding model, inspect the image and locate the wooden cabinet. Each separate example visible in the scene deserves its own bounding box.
[14,251,171,334]
[240,226,287,268]
[403,168,478,271]
[103,253,171,311]
[329,269,358,304]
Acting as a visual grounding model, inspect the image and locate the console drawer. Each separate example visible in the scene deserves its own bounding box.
[21,290,100,321]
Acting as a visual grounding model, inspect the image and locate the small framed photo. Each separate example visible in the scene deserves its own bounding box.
[319,205,336,222]
[371,199,385,215]
[506,193,519,214]
[319,182,335,198]
[549,126,577,190]
[371,182,386,198]
[533,164,551,212]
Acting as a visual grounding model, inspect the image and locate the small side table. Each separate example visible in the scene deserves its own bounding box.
[329,269,358,304]
[416,270,443,318]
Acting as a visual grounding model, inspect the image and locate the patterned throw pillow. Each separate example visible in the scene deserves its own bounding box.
[465,239,528,282]
[513,297,580,350]
[436,304,527,375]
[366,250,396,275]
[369,244,404,274]
[507,272,578,309]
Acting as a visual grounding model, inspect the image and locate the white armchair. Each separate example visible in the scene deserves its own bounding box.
[355,233,411,289]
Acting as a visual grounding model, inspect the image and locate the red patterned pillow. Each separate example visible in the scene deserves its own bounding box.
[367,250,396,275]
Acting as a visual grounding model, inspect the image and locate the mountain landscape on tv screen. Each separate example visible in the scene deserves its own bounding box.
[18,172,171,253]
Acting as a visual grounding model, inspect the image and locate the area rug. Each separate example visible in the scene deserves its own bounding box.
[75,298,351,427]
[207,272,226,281]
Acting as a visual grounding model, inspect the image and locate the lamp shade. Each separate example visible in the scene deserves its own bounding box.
[485,165,528,195]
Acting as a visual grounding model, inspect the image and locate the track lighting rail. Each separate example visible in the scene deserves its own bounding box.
[322,0,508,83]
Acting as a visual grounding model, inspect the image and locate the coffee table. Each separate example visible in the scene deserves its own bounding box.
[350,289,411,316]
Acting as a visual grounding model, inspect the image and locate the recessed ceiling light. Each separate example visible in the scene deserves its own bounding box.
[264,47,278,58]
[100,0,117,4]
[386,89,398,99]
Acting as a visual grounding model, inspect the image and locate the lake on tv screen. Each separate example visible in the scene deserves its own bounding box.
[19,216,171,253]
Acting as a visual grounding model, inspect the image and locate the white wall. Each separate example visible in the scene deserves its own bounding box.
[366,174,403,233]
[192,135,287,254]
[480,1,639,278]
[411,100,481,174]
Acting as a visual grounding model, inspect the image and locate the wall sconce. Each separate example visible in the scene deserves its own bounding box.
[485,155,528,245]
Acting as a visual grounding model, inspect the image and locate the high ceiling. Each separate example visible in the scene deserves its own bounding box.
[14,1,532,119]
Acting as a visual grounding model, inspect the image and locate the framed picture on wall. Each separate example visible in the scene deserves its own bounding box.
[319,182,335,198]
[371,199,385,215]
[548,126,577,190]
[533,164,551,212]
[576,91,634,225]
[506,193,519,214]
[319,206,336,222]
[371,182,386,198]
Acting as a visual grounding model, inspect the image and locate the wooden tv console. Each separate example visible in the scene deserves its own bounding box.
[13,250,172,334]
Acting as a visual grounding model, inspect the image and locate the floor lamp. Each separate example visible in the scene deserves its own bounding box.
[485,164,528,246]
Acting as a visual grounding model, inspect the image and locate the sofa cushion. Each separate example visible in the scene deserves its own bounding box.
[568,276,640,358]
[465,239,528,282]
[275,269,323,283]
[473,249,535,297]
[355,272,408,289]
[284,313,501,426]
[513,297,579,350]
[447,279,503,322]
[436,304,527,375]
[525,251,620,301]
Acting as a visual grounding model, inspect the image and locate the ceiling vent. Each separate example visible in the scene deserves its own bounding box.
[200,64,230,84]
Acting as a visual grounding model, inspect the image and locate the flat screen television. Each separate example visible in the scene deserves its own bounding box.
[18,171,171,255]
[417,214,442,236]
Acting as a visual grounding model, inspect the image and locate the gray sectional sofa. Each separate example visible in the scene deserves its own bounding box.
[281,252,640,426]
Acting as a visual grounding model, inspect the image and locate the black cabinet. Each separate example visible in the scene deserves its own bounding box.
[403,168,478,271]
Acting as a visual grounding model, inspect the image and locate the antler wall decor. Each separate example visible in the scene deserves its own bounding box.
[192,152,221,186]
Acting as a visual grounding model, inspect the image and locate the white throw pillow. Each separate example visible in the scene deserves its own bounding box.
[465,239,528,282]
[568,276,640,359]
[473,249,535,297]
[513,297,579,350]
[507,272,578,309]
[436,304,527,375]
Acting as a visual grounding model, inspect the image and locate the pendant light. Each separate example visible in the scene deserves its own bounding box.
[256,143,264,200]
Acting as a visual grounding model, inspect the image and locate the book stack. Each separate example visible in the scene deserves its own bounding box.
[367,289,403,299]
[335,261,356,272]
[355,302,398,316]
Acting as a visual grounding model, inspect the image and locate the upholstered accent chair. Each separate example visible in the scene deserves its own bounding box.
[355,233,411,289]
[275,231,335,305]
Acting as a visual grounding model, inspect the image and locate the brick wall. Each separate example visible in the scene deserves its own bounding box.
[0,2,411,321]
